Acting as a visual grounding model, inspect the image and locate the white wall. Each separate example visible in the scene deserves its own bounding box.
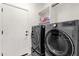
[50,4,58,23]
[10,3,49,26]
[51,3,79,23]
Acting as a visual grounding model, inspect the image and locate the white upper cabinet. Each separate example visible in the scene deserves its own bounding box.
[51,3,79,23]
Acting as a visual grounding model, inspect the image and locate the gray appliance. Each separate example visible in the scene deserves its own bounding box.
[31,25,45,56]
[45,20,79,56]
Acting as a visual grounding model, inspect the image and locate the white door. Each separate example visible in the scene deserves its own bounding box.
[0,4,2,56]
[2,4,31,56]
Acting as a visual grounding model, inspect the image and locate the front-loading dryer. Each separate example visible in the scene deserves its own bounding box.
[45,20,79,56]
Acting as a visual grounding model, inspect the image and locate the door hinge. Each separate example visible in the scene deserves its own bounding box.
[1,8,3,12]
[1,30,3,35]
[1,53,3,56]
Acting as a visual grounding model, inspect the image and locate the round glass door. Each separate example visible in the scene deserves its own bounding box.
[45,29,74,56]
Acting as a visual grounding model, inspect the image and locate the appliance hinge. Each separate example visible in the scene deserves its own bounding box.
[1,8,3,12]
[1,30,3,35]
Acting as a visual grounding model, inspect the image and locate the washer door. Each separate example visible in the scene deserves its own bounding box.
[45,29,74,56]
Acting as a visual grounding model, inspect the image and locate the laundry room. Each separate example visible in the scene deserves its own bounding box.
[0,3,79,56]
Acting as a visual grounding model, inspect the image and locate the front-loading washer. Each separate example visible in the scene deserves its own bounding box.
[31,25,45,56]
[45,20,79,56]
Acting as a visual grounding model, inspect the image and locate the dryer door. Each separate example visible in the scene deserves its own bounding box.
[45,29,74,56]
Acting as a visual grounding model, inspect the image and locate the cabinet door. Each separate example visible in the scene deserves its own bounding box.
[2,4,31,56]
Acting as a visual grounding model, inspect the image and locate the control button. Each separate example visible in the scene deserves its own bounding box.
[53,24,57,27]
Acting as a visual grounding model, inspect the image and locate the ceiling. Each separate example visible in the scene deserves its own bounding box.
[8,3,49,12]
